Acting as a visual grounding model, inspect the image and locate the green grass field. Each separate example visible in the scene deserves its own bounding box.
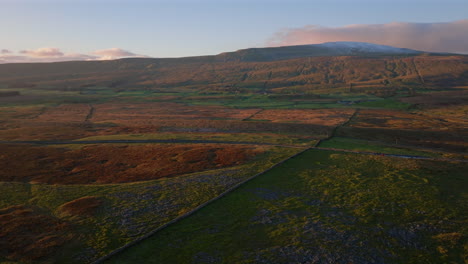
[106,149,467,264]
[182,93,409,109]
[355,98,411,109]
[1,86,415,111]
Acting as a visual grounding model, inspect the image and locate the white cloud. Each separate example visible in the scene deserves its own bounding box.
[0,47,149,64]
[20,47,64,57]
[267,20,468,53]
[0,53,97,64]
[92,48,136,58]
[91,48,149,60]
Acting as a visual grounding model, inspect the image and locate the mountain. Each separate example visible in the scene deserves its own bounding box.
[0,43,466,94]
[317,41,422,54]
[216,42,424,62]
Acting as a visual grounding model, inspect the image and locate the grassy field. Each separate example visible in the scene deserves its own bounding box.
[182,93,414,110]
[0,87,416,110]
[107,149,467,264]
[355,98,411,110]
[318,137,444,157]
[0,144,300,263]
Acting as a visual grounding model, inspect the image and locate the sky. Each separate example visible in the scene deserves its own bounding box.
[1,0,467,63]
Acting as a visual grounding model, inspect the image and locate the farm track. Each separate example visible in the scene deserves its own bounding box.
[0,139,306,148]
[1,139,465,162]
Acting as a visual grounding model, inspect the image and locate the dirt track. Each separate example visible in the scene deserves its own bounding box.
[1,139,465,162]
[0,139,303,148]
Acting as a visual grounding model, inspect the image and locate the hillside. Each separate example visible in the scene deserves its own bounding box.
[217,41,424,62]
[0,43,467,95]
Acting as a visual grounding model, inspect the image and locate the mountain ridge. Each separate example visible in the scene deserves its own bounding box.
[217,41,427,62]
[0,43,466,94]
[0,41,438,66]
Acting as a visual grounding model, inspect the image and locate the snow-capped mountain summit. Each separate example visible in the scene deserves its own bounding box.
[314,41,421,54]
[218,41,424,62]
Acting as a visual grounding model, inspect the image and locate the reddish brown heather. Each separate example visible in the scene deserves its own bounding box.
[58,196,102,217]
[350,109,467,131]
[0,205,73,262]
[250,109,354,126]
[0,144,263,184]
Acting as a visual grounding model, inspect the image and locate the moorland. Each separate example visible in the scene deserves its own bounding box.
[0,45,467,263]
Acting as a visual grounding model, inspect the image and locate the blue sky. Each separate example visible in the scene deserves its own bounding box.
[1,0,467,61]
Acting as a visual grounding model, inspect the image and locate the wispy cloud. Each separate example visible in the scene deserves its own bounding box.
[0,47,149,64]
[20,47,64,57]
[267,20,468,53]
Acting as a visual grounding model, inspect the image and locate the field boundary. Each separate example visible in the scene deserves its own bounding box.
[315,108,360,147]
[91,147,311,264]
[242,108,264,121]
[84,104,95,122]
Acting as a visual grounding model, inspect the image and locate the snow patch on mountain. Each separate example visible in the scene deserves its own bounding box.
[313,42,421,54]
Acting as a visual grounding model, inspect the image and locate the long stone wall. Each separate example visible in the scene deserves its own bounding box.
[92,147,311,264]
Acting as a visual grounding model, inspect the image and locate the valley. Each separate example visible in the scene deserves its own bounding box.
[0,47,467,263]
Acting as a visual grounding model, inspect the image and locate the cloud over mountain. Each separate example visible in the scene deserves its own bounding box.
[91,48,143,60]
[20,47,64,57]
[0,48,149,64]
[268,20,468,53]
